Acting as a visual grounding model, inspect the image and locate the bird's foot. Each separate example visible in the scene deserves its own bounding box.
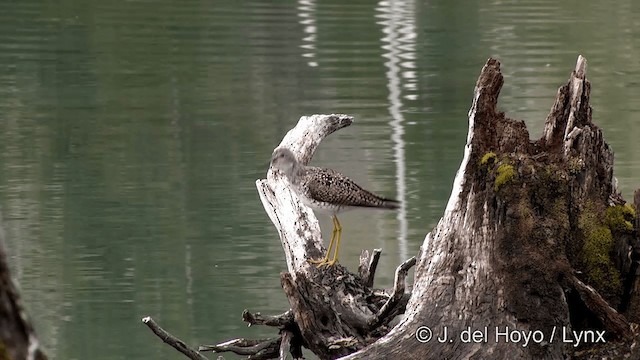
[308,257,338,268]
[308,257,329,267]
[324,259,338,267]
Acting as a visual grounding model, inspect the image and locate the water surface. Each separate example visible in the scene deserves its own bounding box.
[1,1,639,359]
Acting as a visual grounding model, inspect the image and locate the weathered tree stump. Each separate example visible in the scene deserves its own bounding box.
[343,56,640,359]
[144,56,640,360]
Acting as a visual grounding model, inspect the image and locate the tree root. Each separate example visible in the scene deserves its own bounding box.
[143,249,415,360]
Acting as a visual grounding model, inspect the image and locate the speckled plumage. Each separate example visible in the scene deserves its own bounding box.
[270,147,399,213]
[296,166,399,213]
[270,147,399,266]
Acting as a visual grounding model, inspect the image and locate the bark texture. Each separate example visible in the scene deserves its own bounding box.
[343,56,639,359]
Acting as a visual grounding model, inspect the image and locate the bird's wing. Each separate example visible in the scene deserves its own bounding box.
[304,167,397,209]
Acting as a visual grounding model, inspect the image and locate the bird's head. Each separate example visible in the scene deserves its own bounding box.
[270,148,299,177]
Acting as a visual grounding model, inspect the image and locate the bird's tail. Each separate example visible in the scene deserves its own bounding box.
[379,198,400,210]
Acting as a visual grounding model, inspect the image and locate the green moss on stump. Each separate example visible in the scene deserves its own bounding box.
[578,205,623,294]
[480,152,497,166]
[494,164,516,191]
[581,225,621,292]
[604,204,636,233]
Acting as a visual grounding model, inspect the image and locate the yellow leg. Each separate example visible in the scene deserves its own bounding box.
[326,215,342,266]
[308,215,338,267]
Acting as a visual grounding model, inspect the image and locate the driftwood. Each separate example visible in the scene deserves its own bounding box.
[142,117,416,359]
[256,115,418,359]
[142,317,208,360]
[167,117,418,359]
[144,56,640,359]
[0,216,48,360]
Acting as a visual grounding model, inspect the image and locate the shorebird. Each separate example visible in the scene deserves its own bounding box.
[270,148,399,267]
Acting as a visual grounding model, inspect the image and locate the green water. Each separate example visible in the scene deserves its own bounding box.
[1,1,639,359]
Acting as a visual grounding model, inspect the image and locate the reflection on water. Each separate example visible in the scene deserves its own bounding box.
[0,1,639,359]
[376,0,417,263]
[297,0,318,67]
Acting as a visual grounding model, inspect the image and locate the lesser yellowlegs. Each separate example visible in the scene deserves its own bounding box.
[270,148,399,267]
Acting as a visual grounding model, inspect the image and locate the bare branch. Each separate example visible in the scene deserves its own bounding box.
[242,309,294,328]
[199,337,280,360]
[567,275,632,340]
[368,257,416,328]
[358,249,382,288]
[141,316,208,360]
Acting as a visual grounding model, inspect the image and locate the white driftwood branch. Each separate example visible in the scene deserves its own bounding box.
[255,114,353,275]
